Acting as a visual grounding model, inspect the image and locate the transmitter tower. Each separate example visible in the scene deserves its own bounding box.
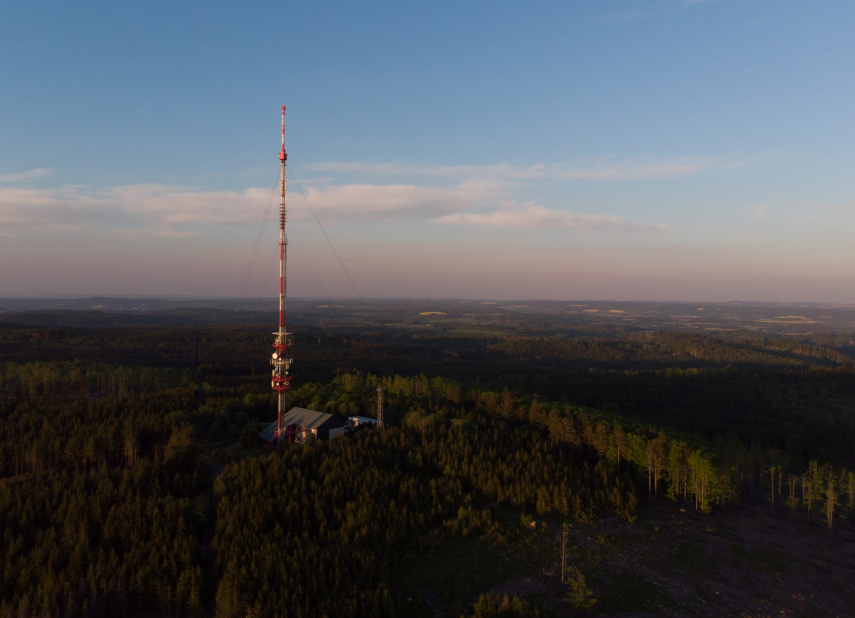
[270,106,292,444]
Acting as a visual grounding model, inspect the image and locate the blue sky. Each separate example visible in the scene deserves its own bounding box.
[2,0,854,301]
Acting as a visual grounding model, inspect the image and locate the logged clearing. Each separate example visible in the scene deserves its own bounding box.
[394,495,855,617]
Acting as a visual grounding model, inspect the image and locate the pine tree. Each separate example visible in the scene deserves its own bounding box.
[770,466,776,504]
[846,470,855,522]
[557,523,570,583]
[823,472,838,530]
[564,566,596,609]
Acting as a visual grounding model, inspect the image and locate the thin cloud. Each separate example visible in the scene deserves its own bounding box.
[116,228,204,239]
[0,180,500,233]
[0,187,113,229]
[432,203,673,233]
[823,200,855,213]
[0,168,52,182]
[107,184,274,227]
[3,155,703,235]
[598,0,715,22]
[298,181,498,222]
[307,155,750,182]
[599,10,657,22]
[0,185,271,233]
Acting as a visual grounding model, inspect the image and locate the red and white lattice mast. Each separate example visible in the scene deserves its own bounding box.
[271,105,292,444]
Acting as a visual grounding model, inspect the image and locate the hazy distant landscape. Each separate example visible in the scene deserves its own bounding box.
[4,296,855,333]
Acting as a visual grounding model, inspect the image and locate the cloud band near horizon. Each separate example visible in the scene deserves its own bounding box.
[0,156,688,235]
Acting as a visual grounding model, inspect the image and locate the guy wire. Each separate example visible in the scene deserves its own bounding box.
[236,171,280,311]
[286,164,367,308]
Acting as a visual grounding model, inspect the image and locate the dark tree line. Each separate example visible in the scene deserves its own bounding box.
[488,331,854,368]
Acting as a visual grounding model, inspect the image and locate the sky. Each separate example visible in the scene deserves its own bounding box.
[1,0,854,302]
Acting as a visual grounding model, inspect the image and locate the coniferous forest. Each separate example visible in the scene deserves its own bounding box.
[1,302,854,616]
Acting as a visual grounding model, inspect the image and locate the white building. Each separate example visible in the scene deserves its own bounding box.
[347,416,379,429]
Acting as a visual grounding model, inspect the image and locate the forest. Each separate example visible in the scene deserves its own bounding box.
[1,311,854,616]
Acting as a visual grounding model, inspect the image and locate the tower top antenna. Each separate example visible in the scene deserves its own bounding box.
[280,106,287,161]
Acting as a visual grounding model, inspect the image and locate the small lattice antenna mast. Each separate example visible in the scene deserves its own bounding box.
[271,106,292,445]
[377,384,385,429]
